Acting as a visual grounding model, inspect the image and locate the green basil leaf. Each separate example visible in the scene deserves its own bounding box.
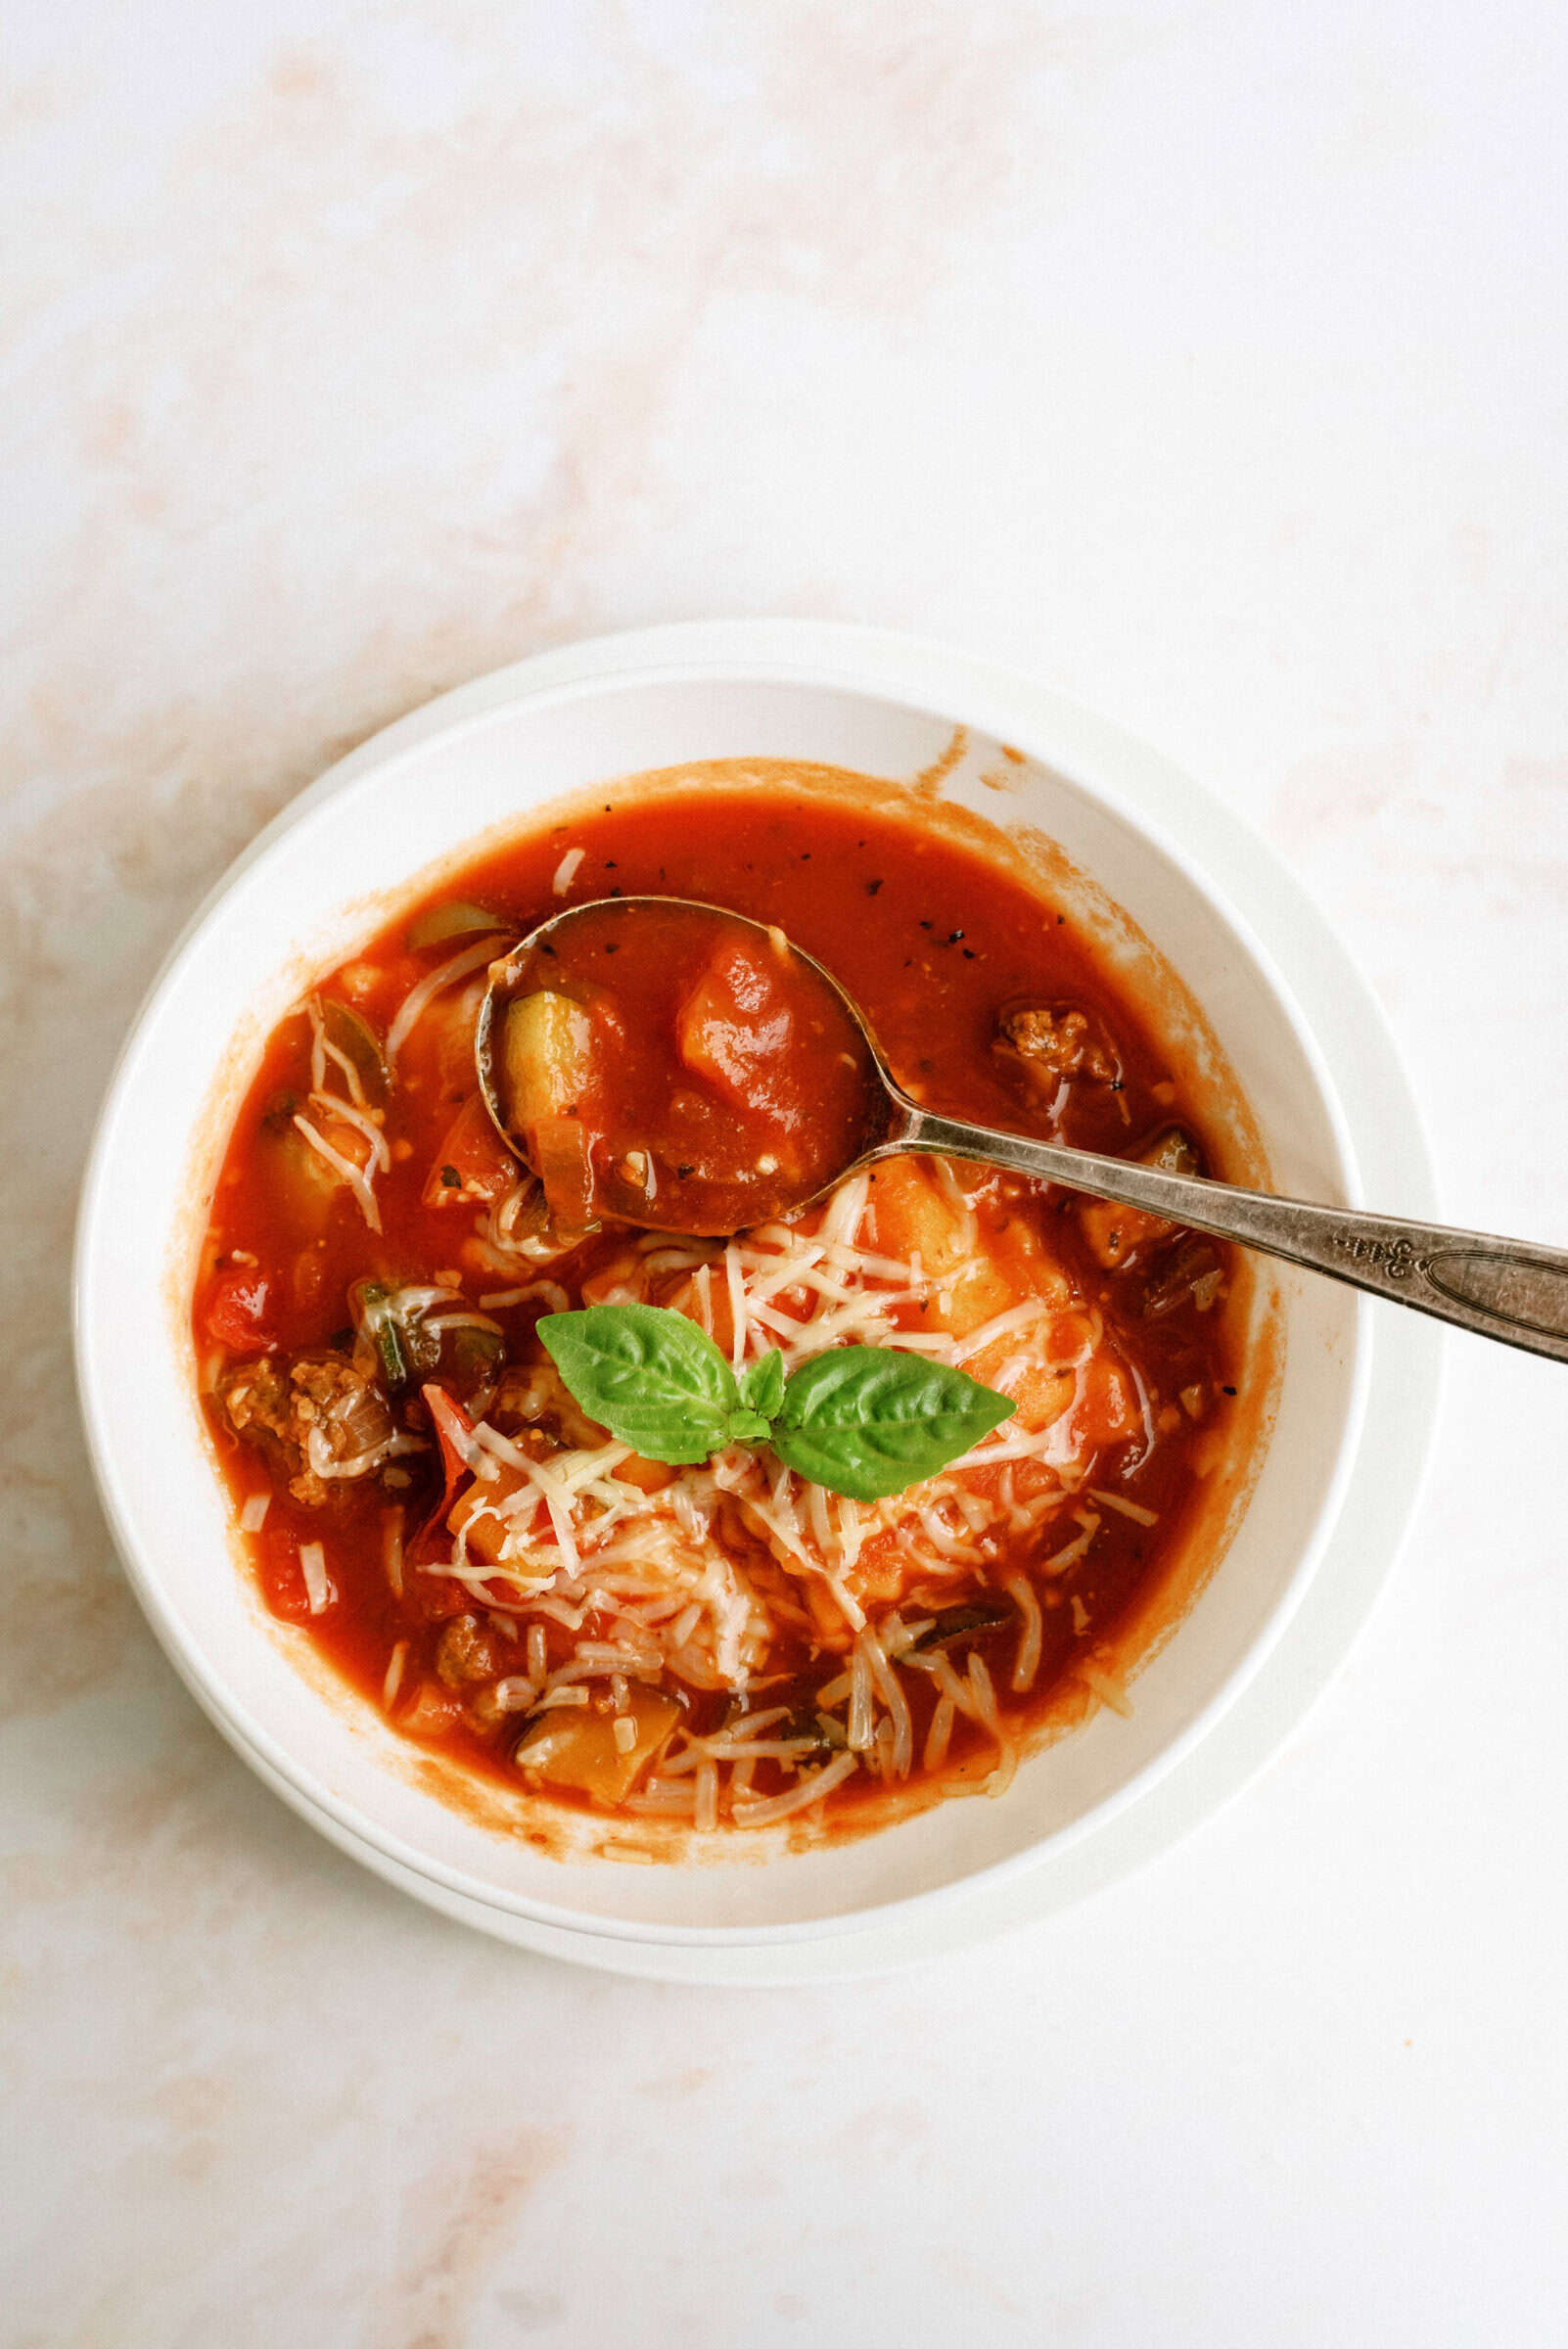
[538,1304,740,1464]
[724,1407,773,1446]
[351,1279,410,1390]
[737,1348,786,1420]
[772,1346,1016,1501]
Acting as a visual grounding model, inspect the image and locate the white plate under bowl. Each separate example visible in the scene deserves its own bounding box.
[74,620,1439,1968]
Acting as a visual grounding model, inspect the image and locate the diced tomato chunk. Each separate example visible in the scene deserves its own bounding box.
[422,1385,478,1519]
[676,938,799,1122]
[206,1268,273,1349]
[422,1093,517,1208]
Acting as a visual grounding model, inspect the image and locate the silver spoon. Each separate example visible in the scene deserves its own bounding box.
[477,895,1568,1365]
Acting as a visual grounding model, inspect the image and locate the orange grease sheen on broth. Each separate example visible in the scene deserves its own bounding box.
[195,785,1240,1834]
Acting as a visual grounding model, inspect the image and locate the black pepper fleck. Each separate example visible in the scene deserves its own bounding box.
[1222,1384,1237,1397]
[865,878,884,896]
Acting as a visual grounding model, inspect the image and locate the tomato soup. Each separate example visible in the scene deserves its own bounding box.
[194,776,1241,1840]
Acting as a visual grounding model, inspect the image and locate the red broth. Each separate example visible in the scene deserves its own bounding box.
[194,777,1244,1839]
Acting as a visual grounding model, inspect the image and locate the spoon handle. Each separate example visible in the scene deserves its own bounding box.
[890,1107,1568,1365]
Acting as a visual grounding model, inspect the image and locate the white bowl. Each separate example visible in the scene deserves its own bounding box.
[75,622,1414,1954]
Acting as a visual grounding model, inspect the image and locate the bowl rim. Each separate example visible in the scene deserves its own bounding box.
[73,619,1439,1950]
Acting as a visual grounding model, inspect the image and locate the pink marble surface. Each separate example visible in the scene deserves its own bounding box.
[3,4,1566,2343]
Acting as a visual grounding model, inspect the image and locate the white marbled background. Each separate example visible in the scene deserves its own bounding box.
[3,3,1566,2343]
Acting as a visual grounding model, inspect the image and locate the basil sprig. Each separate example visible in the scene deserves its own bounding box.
[538,1304,1015,1500]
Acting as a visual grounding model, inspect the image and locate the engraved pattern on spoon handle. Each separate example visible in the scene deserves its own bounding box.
[888,1108,1568,1365]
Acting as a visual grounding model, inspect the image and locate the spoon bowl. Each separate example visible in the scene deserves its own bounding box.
[475,895,902,1235]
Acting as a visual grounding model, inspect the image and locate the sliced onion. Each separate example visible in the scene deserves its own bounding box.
[406,899,509,951]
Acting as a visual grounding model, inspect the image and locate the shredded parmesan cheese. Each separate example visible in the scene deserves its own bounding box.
[731,1748,858,1825]
[1041,1517,1100,1575]
[479,1281,572,1313]
[382,1640,408,1711]
[1088,1486,1159,1527]
[1004,1573,1042,1691]
[387,936,506,1064]
[292,1112,384,1234]
[299,1541,334,1615]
